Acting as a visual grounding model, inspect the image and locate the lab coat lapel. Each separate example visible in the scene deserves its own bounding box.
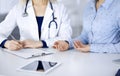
[42,3,53,30]
[41,3,53,39]
[26,1,39,41]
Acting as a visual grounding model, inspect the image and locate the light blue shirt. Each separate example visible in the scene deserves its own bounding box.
[70,0,120,53]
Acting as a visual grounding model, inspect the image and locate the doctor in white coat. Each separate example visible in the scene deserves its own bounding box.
[0,0,72,51]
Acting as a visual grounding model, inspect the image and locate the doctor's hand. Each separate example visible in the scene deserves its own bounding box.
[4,40,23,51]
[74,40,90,53]
[21,40,43,48]
[53,40,69,51]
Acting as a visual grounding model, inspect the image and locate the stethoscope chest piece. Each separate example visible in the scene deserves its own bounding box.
[49,20,58,29]
[48,20,58,38]
[22,12,28,17]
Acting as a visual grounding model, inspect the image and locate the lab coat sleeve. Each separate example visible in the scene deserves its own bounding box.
[44,4,72,47]
[0,5,17,44]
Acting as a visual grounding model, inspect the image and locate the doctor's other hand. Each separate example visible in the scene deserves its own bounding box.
[74,40,90,53]
[21,40,43,48]
[53,40,69,51]
[4,40,23,51]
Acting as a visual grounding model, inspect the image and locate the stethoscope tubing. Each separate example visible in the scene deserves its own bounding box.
[23,0,58,38]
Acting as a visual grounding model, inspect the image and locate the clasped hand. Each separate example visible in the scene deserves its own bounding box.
[53,40,90,53]
[4,40,43,51]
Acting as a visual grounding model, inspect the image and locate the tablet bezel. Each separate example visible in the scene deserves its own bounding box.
[17,60,61,74]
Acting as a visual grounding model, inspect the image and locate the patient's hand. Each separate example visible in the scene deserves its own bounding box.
[21,39,43,48]
[4,40,23,51]
[74,40,90,53]
[53,40,69,51]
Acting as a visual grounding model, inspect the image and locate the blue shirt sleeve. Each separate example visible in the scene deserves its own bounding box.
[0,39,7,48]
[69,29,88,49]
[90,13,120,54]
[74,30,88,44]
[90,43,120,53]
[41,40,48,48]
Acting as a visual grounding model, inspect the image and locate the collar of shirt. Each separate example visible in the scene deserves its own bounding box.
[102,0,114,9]
[90,0,114,9]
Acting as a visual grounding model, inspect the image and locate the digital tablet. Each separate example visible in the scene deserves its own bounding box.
[17,60,61,74]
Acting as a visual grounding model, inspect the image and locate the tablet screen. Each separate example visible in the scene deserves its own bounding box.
[21,60,58,72]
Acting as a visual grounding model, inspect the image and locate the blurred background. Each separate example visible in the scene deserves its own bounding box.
[0,0,88,39]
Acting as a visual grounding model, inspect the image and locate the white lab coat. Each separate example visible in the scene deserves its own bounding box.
[0,1,72,47]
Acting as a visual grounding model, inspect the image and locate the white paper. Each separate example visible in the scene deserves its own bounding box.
[3,48,55,59]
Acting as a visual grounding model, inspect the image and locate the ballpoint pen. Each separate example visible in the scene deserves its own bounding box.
[10,35,16,40]
[32,53,54,57]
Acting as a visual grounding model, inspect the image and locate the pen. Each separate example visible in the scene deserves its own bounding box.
[32,53,53,57]
[10,35,16,40]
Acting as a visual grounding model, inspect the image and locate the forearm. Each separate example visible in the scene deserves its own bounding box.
[44,36,71,48]
[90,43,120,53]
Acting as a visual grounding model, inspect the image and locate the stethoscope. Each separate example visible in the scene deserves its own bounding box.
[22,0,58,38]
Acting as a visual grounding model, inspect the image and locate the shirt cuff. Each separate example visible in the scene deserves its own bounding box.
[65,40,69,44]
[41,40,48,48]
[0,39,7,48]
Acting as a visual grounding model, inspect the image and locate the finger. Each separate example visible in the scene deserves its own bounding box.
[54,41,58,45]
[75,48,84,52]
[18,41,24,45]
[12,41,23,48]
[52,45,57,49]
[76,41,81,46]
[10,45,21,51]
[76,48,88,53]
[20,40,30,45]
[15,44,23,49]
[79,41,85,47]
[73,43,77,49]
[58,45,64,51]
[23,45,31,48]
[75,40,85,48]
[11,40,20,44]
[73,44,77,48]
[24,44,36,48]
[53,42,59,49]
[10,42,22,48]
[56,45,59,50]
[15,43,23,49]
[74,41,79,48]
[62,46,67,51]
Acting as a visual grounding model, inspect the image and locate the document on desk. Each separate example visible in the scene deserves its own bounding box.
[3,49,55,59]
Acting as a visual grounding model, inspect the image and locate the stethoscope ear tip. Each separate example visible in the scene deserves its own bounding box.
[22,13,28,17]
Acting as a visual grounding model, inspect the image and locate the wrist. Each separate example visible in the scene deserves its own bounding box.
[64,40,70,50]
[41,40,48,48]
[38,41,43,48]
[2,40,9,48]
[4,40,11,49]
[65,40,69,45]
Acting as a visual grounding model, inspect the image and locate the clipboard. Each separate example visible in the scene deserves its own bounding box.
[3,48,54,59]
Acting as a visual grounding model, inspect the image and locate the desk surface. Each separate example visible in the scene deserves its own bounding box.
[0,48,120,76]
